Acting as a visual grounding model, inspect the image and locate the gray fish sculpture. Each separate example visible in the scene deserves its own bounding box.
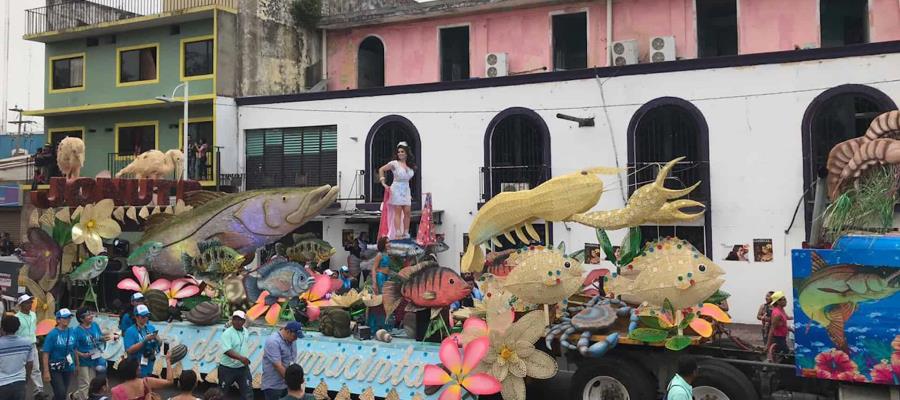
[244,257,316,303]
[138,185,339,276]
[69,255,109,282]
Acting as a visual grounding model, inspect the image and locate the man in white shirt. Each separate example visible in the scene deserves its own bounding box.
[2,314,35,400]
[16,294,46,400]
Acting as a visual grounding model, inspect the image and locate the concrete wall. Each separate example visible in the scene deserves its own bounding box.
[238,52,900,323]
[217,10,240,98]
[324,0,900,90]
[44,19,215,108]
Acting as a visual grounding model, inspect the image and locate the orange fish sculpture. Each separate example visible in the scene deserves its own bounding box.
[382,261,472,315]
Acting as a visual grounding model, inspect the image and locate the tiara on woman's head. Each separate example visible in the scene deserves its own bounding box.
[397,141,408,148]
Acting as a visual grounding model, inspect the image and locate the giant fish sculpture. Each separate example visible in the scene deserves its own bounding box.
[381,261,472,315]
[605,237,725,311]
[501,245,585,305]
[798,252,900,353]
[138,185,338,276]
[244,257,316,303]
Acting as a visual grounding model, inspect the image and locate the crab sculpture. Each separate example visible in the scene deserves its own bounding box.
[545,296,632,358]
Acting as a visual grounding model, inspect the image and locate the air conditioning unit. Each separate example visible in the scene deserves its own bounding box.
[485,52,509,78]
[649,36,676,62]
[611,40,638,66]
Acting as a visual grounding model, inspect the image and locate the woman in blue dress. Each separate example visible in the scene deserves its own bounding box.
[368,237,393,331]
[42,308,78,400]
[377,142,416,239]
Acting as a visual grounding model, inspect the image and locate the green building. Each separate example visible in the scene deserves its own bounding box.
[24,0,242,185]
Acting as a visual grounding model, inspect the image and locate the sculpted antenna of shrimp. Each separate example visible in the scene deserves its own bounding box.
[826,110,900,200]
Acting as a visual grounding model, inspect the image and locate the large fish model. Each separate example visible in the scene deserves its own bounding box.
[138,185,338,276]
[605,237,725,311]
[382,261,472,315]
[285,233,335,266]
[69,255,109,282]
[244,257,316,303]
[798,253,900,353]
[501,245,585,305]
[387,239,426,259]
[182,240,245,280]
[127,242,163,266]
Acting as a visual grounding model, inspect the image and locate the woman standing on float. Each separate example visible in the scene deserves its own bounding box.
[377,142,416,239]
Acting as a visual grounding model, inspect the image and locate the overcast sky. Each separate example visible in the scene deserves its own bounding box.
[1,0,45,134]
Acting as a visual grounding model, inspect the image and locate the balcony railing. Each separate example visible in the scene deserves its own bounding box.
[26,0,236,36]
[480,164,551,202]
[108,147,221,184]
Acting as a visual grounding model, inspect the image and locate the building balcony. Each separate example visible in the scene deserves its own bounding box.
[25,0,235,40]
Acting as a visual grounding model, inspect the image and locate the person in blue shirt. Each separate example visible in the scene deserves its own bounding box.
[118,293,145,335]
[337,266,356,294]
[42,308,77,400]
[74,308,107,400]
[666,357,697,400]
[123,305,159,378]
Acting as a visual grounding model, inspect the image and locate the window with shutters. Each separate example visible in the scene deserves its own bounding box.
[245,126,338,190]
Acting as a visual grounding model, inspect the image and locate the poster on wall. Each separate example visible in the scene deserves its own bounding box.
[584,244,603,264]
[754,239,774,262]
[342,229,355,248]
[723,244,750,261]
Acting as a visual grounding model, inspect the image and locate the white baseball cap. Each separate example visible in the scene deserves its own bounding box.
[17,294,33,305]
[135,304,151,317]
[56,308,73,319]
[232,310,247,320]
[325,270,335,276]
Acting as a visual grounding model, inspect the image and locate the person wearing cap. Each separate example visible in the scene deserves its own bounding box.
[0,315,34,400]
[218,310,252,400]
[16,293,46,400]
[118,293,145,335]
[766,290,793,362]
[261,322,303,400]
[42,308,78,400]
[123,304,159,378]
[337,266,356,294]
[74,308,107,400]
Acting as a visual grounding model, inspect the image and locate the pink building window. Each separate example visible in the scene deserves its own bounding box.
[358,36,385,89]
[439,26,470,81]
[552,12,587,70]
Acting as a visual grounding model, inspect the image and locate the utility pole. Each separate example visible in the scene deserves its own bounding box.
[8,105,35,156]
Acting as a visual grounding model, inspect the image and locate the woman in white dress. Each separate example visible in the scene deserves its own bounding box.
[378,142,416,239]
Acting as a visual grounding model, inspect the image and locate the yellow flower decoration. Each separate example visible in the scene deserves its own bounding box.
[480,310,558,400]
[71,199,121,255]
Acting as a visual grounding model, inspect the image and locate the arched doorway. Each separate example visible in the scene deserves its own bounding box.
[801,84,896,240]
[358,36,385,89]
[483,107,552,247]
[627,97,712,255]
[365,115,421,209]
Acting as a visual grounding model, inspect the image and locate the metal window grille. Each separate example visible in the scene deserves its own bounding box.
[245,126,337,190]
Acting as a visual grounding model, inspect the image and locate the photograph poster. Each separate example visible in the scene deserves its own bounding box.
[723,244,751,261]
[753,239,774,262]
[584,243,603,264]
[342,229,355,248]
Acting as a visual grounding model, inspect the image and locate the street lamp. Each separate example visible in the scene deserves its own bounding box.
[155,81,189,180]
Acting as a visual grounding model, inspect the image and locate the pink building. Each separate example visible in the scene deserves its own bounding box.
[321,0,900,91]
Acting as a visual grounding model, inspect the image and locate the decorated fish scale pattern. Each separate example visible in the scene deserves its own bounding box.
[502,245,585,305]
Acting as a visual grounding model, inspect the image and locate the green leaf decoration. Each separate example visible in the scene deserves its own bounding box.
[638,315,665,330]
[678,312,695,330]
[181,295,211,310]
[663,298,675,320]
[628,328,669,343]
[568,249,586,263]
[596,229,615,264]
[52,217,74,246]
[557,241,566,254]
[665,335,692,351]
[704,289,731,305]
[618,227,643,266]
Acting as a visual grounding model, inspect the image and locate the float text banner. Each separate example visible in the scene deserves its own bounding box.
[30,177,201,209]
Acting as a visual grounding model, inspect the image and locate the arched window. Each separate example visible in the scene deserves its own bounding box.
[358,36,385,89]
[482,107,552,248]
[365,115,421,208]
[628,97,712,255]
[801,84,896,240]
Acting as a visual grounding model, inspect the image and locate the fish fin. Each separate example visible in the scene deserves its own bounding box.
[422,291,436,300]
[197,239,223,253]
[241,251,255,267]
[382,281,402,316]
[181,253,194,270]
[183,190,228,208]
[826,302,856,353]
[817,287,846,294]
[405,303,426,313]
[430,307,442,320]
[810,252,828,273]
[524,224,541,242]
[244,275,261,304]
[143,213,176,233]
[208,232,252,251]
[398,261,437,280]
[292,233,317,243]
[490,236,503,248]
[514,227,530,243]
[503,231,516,244]
[460,243,484,273]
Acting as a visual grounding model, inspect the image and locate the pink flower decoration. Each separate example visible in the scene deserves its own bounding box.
[299,271,334,322]
[163,278,200,306]
[870,361,898,385]
[448,317,488,346]
[424,336,501,400]
[116,266,171,293]
[815,349,861,380]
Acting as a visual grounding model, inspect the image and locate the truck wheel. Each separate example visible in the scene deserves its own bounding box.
[693,359,758,400]
[569,357,656,400]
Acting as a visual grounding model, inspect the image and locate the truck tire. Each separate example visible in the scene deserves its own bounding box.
[693,359,758,400]
[569,356,656,400]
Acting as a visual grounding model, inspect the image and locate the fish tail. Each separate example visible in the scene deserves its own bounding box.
[461,243,484,273]
[382,281,402,316]
[244,274,262,302]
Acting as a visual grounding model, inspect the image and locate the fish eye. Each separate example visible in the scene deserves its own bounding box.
[564,262,571,268]
[677,275,684,281]
[449,278,455,284]
[580,171,587,175]
[282,196,287,202]
[698,265,707,272]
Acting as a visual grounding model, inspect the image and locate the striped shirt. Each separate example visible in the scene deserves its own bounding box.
[0,335,34,386]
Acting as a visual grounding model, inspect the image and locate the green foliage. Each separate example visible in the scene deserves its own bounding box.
[628,328,669,343]
[678,312,695,330]
[290,0,322,31]
[618,227,643,266]
[823,165,900,241]
[638,315,665,330]
[596,229,615,263]
[181,295,211,311]
[52,216,76,246]
[704,290,731,305]
[665,335,692,351]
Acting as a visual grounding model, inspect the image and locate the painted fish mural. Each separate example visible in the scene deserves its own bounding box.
[798,252,900,353]
[244,257,316,302]
[127,241,163,266]
[381,261,472,315]
[285,233,335,266]
[69,255,109,282]
[138,185,339,276]
[182,240,245,280]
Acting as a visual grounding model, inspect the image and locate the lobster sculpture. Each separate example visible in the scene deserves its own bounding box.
[826,110,900,200]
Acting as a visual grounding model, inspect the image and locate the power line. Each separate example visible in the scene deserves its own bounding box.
[225,77,900,115]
